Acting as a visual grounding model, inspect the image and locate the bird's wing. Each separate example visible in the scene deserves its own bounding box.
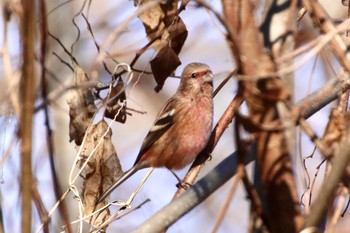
[134,98,178,165]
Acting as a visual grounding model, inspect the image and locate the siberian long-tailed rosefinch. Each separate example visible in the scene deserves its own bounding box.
[97,62,214,203]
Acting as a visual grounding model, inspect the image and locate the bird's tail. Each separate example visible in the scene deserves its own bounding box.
[96,163,146,204]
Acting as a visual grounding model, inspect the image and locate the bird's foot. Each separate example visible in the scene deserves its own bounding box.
[176,181,191,190]
[207,154,212,161]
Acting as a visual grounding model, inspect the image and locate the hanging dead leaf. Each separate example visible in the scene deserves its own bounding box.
[67,65,97,146]
[138,0,178,51]
[138,2,164,36]
[150,44,181,92]
[104,77,127,123]
[78,120,123,229]
[167,16,188,54]
[137,0,186,91]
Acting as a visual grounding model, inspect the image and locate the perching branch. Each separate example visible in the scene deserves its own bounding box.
[133,148,256,233]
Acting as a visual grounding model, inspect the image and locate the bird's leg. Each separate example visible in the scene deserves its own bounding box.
[169,169,191,190]
[207,154,213,161]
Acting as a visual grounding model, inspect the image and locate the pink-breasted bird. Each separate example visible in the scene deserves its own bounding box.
[97,62,214,204]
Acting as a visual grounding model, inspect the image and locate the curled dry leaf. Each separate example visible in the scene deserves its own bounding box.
[138,0,177,50]
[104,77,127,123]
[138,0,188,91]
[78,120,123,229]
[138,2,165,42]
[151,44,181,92]
[67,65,97,146]
[165,15,187,54]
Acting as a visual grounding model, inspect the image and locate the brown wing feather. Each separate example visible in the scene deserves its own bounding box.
[133,98,178,165]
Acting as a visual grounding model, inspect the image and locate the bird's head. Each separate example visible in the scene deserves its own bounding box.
[179,62,213,95]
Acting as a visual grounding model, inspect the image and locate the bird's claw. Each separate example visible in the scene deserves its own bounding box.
[176,181,191,190]
[207,154,213,161]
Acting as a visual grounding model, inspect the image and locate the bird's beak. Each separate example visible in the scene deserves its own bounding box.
[203,71,213,83]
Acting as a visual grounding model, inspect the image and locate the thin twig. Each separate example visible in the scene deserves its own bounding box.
[213,68,236,97]
[304,140,350,229]
[81,13,113,75]
[32,180,49,233]
[91,0,162,81]
[300,146,317,210]
[49,32,79,65]
[39,1,72,231]
[302,0,350,75]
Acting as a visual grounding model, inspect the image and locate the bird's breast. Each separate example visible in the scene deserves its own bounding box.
[144,95,213,170]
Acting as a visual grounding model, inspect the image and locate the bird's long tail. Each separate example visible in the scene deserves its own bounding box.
[96,163,146,204]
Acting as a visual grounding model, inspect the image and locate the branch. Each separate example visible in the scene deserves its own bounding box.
[38,1,72,231]
[133,148,256,233]
[20,0,36,232]
[294,76,350,120]
[302,0,350,74]
[223,1,303,232]
[304,140,350,229]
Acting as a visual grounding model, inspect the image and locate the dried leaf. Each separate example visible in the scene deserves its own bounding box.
[138,2,164,35]
[67,65,97,146]
[78,120,123,229]
[150,44,181,92]
[138,0,178,47]
[138,0,186,91]
[104,77,127,123]
[167,16,188,54]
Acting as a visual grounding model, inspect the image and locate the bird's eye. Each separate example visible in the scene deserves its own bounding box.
[191,73,197,78]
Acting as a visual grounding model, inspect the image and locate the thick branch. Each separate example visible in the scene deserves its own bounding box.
[133,149,256,233]
[223,1,303,232]
[20,0,36,232]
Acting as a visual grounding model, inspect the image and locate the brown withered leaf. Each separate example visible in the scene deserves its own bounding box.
[104,77,127,123]
[78,120,123,229]
[166,16,188,54]
[67,65,97,146]
[150,44,181,92]
[139,6,163,32]
[138,1,165,43]
[138,0,178,50]
[138,0,187,91]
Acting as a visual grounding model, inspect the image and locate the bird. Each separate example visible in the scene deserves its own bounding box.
[97,62,214,204]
